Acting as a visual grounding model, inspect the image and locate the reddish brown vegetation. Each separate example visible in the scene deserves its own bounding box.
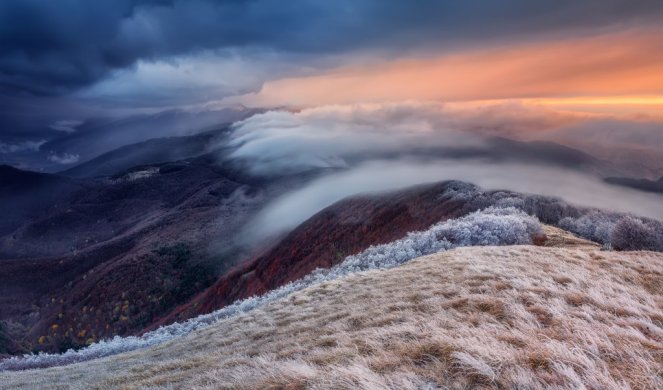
[0,159,283,354]
[163,183,473,323]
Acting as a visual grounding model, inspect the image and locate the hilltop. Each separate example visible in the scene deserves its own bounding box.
[2,233,661,389]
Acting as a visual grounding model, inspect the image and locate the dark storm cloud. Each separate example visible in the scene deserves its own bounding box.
[1,0,663,96]
[2,0,663,172]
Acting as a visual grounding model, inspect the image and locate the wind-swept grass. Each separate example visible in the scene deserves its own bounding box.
[0,206,542,371]
[2,244,661,389]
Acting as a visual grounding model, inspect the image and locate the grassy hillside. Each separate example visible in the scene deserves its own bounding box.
[3,233,661,389]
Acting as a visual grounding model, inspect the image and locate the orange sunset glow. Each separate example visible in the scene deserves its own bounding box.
[231,30,663,118]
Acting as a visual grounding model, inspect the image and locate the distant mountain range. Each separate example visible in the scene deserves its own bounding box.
[42,106,259,169]
[60,128,229,178]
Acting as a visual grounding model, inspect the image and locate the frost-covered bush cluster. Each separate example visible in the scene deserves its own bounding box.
[557,212,663,251]
[340,206,541,274]
[558,212,621,244]
[0,206,542,371]
[607,216,662,251]
[338,206,541,275]
[439,182,581,225]
[440,181,663,251]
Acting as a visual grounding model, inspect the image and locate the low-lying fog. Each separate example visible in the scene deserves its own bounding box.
[220,103,663,242]
[245,159,663,242]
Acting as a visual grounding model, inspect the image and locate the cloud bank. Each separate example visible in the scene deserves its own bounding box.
[227,103,477,174]
[0,140,45,154]
[226,102,588,175]
[49,120,83,134]
[247,159,663,242]
[3,1,663,171]
[226,102,663,177]
[221,102,663,241]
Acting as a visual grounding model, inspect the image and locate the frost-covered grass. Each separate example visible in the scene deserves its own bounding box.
[0,206,542,371]
[2,245,661,389]
[2,181,660,375]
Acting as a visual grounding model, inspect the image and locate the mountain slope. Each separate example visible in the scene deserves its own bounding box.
[0,165,85,236]
[60,130,228,178]
[40,106,258,170]
[162,178,663,326]
[161,182,477,323]
[487,137,604,169]
[3,242,661,389]
[0,157,305,355]
[605,176,663,194]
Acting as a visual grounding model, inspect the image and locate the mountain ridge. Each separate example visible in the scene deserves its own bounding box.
[3,242,660,389]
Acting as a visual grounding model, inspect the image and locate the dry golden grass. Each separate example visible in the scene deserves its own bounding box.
[2,233,662,389]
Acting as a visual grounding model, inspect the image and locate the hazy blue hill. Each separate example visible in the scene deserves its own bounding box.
[604,176,663,194]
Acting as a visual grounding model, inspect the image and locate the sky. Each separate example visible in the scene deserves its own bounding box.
[1,0,663,171]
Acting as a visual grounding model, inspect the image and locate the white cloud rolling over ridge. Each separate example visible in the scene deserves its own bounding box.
[226,101,663,177]
[221,102,663,241]
[246,159,663,242]
[227,102,487,175]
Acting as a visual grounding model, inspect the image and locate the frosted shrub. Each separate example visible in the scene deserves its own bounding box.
[439,182,580,226]
[338,206,540,275]
[610,216,659,251]
[558,212,663,251]
[0,206,543,371]
[441,181,480,202]
[436,181,662,252]
[558,212,619,244]
[493,196,525,209]
[521,195,581,224]
[433,206,542,246]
